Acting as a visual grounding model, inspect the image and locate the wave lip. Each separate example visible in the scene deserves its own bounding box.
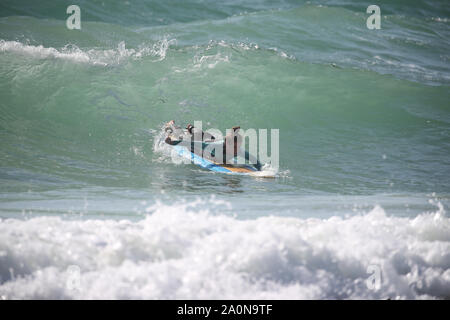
[0,199,449,299]
[0,39,176,66]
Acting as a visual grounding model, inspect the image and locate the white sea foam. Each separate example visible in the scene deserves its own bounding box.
[0,199,448,299]
[250,163,279,178]
[0,39,176,66]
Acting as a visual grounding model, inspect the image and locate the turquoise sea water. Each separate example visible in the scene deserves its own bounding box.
[0,1,449,299]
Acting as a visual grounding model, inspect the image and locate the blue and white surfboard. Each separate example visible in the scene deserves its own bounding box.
[173,145,259,174]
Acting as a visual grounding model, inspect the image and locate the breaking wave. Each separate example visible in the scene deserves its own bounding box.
[0,199,449,299]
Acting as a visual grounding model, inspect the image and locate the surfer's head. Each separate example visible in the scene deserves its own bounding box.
[224,126,242,157]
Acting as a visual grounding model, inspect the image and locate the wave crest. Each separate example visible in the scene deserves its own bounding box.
[0,39,176,66]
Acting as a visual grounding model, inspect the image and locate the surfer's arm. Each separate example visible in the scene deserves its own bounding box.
[186,124,216,141]
[164,120,185,145]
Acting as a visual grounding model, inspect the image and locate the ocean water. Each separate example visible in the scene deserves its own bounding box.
[0,0,449,299]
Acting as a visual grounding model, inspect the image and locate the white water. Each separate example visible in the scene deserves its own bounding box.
[1,199,449,299]
[0,39,175,66]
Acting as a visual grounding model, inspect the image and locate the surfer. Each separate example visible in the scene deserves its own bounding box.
[186,123,242,161]
[163,120,261,170]
[163,121,242,160]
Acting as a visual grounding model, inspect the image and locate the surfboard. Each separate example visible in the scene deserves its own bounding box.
[173,144,260,174]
